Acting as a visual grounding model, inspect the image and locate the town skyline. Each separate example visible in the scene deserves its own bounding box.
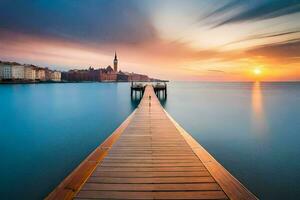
[0,52,160,83]
[0,51,122,74]
[0,0,300,81]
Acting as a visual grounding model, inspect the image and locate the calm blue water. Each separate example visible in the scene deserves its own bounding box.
[162,82,300,200]
[1,82,300,199]
[0,83,138,200]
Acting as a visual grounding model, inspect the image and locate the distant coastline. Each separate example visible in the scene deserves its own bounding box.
[0,80,167,84]
[0,52,166,84]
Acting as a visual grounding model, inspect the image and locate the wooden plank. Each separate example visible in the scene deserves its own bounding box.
[96,166,207,172]
[87,176,216,184]
[100,163,204,167]
[102,159,200,163]
[75,191,228,199]
[103,156,198,160]
[76,191,153,199]
[81,183,222,191]
[91,171,211,178]
[106,153,195,156]
[103,158,199,162]
[153,191,228,199]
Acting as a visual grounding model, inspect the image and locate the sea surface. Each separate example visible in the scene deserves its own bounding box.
[0,82,300,199]
[0,83,138,200]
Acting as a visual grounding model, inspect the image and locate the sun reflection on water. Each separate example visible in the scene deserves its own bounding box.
[251,81,268,135]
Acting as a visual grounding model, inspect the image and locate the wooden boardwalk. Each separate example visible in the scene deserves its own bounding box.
[47,85,258,200]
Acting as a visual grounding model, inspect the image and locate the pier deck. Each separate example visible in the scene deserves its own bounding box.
[47,85,257,200]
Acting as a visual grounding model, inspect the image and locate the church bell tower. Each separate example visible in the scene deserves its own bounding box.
[113,52,118,72]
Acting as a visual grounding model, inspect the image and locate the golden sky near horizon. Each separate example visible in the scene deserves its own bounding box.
[0,0,300,81]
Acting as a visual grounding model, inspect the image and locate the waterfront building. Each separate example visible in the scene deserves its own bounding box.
[117,71,129,81]
[61,70,80,82]
[51,71,61,82]
[60,53,151,82]
[35,68,46,81]
[62,69,97,82]
[24,66,36,80]
[100,66,117,81]
[0,63,25,80]
[0,61,61,82]
[14,65,24,79]
[45,68,53,81]
[12,65,25,79]
[62,66,118,82]
[128,72,149,81]
[0,63,10,79]
[88,68,101,81]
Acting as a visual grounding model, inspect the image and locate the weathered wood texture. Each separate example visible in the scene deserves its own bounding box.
[73,85,258,200]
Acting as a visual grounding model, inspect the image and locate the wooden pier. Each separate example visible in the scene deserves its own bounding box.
[153,82,167,98]
[46,85,257,200]
[131,82,145,98]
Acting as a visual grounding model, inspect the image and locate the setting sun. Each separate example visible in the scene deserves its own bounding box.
[254,68,262,75]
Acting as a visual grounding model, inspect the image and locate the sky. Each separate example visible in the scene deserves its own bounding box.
[0,0,300,81]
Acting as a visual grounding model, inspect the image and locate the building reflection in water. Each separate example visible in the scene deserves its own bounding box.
[251,81,268,135]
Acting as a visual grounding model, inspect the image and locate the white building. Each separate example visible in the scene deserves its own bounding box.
[0,64,12,79]
[12,65,25,79]
[0,64,25,80]
[51,71,61,82]
[1,64,9,79]
[1,63,60,82]
[24,66,36,80]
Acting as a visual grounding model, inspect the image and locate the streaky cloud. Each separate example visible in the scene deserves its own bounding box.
[247,40,300,60]
[207,0,300,28]
[0,0,157,45]
[203,0,243,19]
[221,30,300,47]
[207,69,226,73]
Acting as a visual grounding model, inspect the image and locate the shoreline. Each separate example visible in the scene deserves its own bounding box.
[0,80,168,85]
